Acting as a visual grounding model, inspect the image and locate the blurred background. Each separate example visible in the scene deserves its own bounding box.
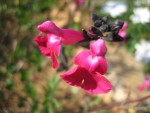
[0,0,150,113]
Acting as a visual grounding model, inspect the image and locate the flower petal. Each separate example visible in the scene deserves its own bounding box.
[74,50,107,74]
[47,34,61,56]
[61,66,112,94]
[35,35,50,56]
[37,21,62,36]
[118,30,126,39]
[139,75,150,92]
[90,39,107,56]
[89,56,108,75]
[61,29,84,45]
[121,22,128,30]
[74,50,91,69]
[61,66,83,87]
[81,72,112,94]
[49,52,59,69]
[35,35,59,68]
[138,81,149,92]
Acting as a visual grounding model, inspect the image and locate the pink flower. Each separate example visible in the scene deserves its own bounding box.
[61,66,112,94]
[35,21,84,68]
[61,39,112,94]
[139,75,150,92]
[90,38,107,56]
[74,39,108,75]
[75,0,85,6]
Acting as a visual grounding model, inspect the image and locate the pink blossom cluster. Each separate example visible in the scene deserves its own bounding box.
[35,21,112,94]
[35,21,84,68]
[61,39,112,94]
[35,16,128,94]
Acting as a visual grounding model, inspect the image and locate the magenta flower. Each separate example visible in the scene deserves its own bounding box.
[35,21,84,68]
[61,39,112,94]
[61,66,112,94]
[74,39,108,75]
[139,75,150,92]
[75,0,85,6]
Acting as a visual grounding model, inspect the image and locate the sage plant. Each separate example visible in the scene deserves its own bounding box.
[35,13,128,94]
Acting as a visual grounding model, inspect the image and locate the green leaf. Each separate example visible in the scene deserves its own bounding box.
[25,82,37,99]
[5,79,14,90]
[20,70,31,82]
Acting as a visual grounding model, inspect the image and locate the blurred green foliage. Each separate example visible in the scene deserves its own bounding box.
[42,76,61,113]
[144,64,150,74]
[0,0,61,113]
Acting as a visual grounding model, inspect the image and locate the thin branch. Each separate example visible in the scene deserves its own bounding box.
[89,95,150,112]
